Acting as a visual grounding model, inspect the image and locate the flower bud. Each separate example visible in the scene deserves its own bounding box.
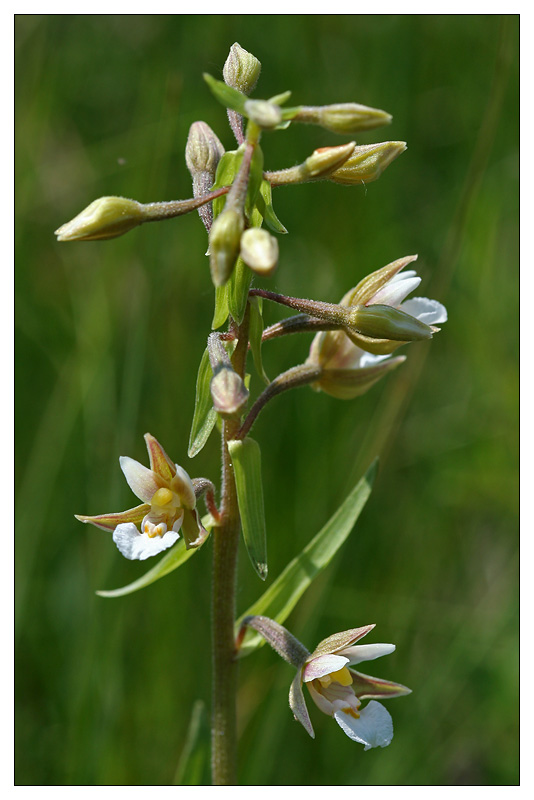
[185,121,225,180]
[312,354,406,400]
[302,142,356,179]
[186,121,225,230]
[243,99,282,130]
[210,365,249,417]
[208,207,245,286]
[223,43,261,95]
[55,196,145,241]
[329,141,406,185]
[240,228,279,276]
[296,103,392,134]
[347,304,434,343]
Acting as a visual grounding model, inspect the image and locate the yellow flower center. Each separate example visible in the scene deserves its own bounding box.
[151,487,174,506]
[318,665,353,688]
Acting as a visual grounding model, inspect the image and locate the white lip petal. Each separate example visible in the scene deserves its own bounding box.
[112,523,179,560]
[339,643,396,665]
[303,654,350,682]
[370,275,421,307]
[120,456,163,503]
[400,296,448,325]
[334,700,393,750]
[359,351,391,368]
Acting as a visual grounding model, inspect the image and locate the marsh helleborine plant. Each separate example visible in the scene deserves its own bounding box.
[57,43,447,785]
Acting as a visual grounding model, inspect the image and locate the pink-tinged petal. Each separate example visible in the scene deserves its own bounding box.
[112,523,179,560]
[400,296,448,325]
[289,668,315,738]
[120,456,165,503]
[311,625,375,659]
[350,669,412,700]
[171,466,196,510]
[339,643,396,665]
[334,700,393,750]
[303,654,349,682]
[75,504,149,532]
[180,508,210,549]
[307,679,335,716]
[144,433,176,482]
[369,275,421,307]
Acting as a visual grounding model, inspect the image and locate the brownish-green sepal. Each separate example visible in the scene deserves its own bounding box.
[289,668,315,738]
[188,347,218,458]
[310,625,376,659]
[346,255,418,307]
[317,357,406,399]
[350,669,412,700]
[344,330,408,356]
[255,179,288,234]
[144,432,175,482]
[75,504,149,532]
[349,304,434,342]
[228,438,268,580]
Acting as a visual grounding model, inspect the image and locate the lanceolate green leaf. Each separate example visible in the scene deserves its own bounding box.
[173,700,211,786]
[235,461,377,656]
[226,257,251,326]
[257,180,288,234]
[228,438,268,580]
[249,296,269,384]
[188,347,218,458]
[203,73,248,116]
[96,531,209,598]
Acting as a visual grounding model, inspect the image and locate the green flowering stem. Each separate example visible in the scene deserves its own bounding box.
[211,303,251,786]
[236,363,322,441]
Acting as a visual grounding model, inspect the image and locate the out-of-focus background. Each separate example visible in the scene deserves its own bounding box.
[15,15,518,786]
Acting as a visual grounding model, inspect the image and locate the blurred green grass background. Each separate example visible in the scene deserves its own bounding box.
[15,14,518,786]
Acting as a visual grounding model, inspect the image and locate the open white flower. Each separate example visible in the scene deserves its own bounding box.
[76,433,209,560]
[290,624,411,748]
[306,255,447,397]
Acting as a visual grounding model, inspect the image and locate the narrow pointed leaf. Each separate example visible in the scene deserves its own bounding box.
[226,256,251,325]
[173,700,211,785]
[249,296,269,384]
[203,73,248,116]
[235,461,377,656]
[96,528,210,598]
[188,348,217,458]
[211,284,229,330]
[244,144,264,219]
[228,438,267,580]
[257,180,288,234]
[211,149,242,219]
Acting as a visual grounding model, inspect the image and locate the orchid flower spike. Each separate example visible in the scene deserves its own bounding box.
[239,616,411,750]
[75,433,209,560]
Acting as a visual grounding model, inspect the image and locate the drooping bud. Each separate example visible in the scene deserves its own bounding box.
[223,43,261,95]
[208,207,245,286]
[243,99,282,130]
[210,365,249,417]
[186,121,225,231]
[55,196,146,241]
[295,103,392,134]
[240,228,279,276]
[329,141,407,185]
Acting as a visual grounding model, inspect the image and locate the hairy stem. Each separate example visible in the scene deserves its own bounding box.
[236,363,322,441]
[211,304,251,785]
